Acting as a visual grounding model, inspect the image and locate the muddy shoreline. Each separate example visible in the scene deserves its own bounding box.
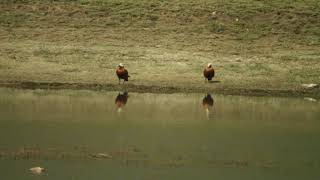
[0,81,319,98]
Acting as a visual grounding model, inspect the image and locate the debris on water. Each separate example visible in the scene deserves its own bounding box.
[90,153,112,159]
[73,145,88,151]
[130,146,142,153]
[29,167,45,175]
[301,83,319,89]
[255,160,277,168]
[14,147,41,160]
[304,97,317,102]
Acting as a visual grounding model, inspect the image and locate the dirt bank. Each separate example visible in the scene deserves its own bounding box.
[1,81,319,98]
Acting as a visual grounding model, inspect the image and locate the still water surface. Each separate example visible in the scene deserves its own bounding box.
[0,88,319,179]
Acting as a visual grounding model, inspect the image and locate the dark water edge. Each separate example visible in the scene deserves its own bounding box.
[0,81,319,98]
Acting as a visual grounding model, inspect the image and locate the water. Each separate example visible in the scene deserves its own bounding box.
[0,88,319,179]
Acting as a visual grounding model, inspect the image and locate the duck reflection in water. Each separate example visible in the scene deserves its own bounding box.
[202,93,214,119]
[115,91,129,113]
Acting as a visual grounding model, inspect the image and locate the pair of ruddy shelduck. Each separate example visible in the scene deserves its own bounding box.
[116,63,215,84]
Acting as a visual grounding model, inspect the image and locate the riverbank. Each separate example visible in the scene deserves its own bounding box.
[0,81,319,98]
[0,0,319,98]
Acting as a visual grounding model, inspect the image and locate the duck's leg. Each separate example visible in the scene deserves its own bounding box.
[118,78,121,85]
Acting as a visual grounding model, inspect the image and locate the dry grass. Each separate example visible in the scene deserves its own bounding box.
[0,0,319,92]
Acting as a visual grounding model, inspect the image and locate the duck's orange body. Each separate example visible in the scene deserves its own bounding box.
[203,67,215,81]
[116,67,129,83]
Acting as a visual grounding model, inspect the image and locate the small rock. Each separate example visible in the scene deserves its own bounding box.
[29,167,45,175]
[302,84,319,89]
[235,18,239,22]
[304,97,317,102]
[90,153,112,159]
[235,57,242,62]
